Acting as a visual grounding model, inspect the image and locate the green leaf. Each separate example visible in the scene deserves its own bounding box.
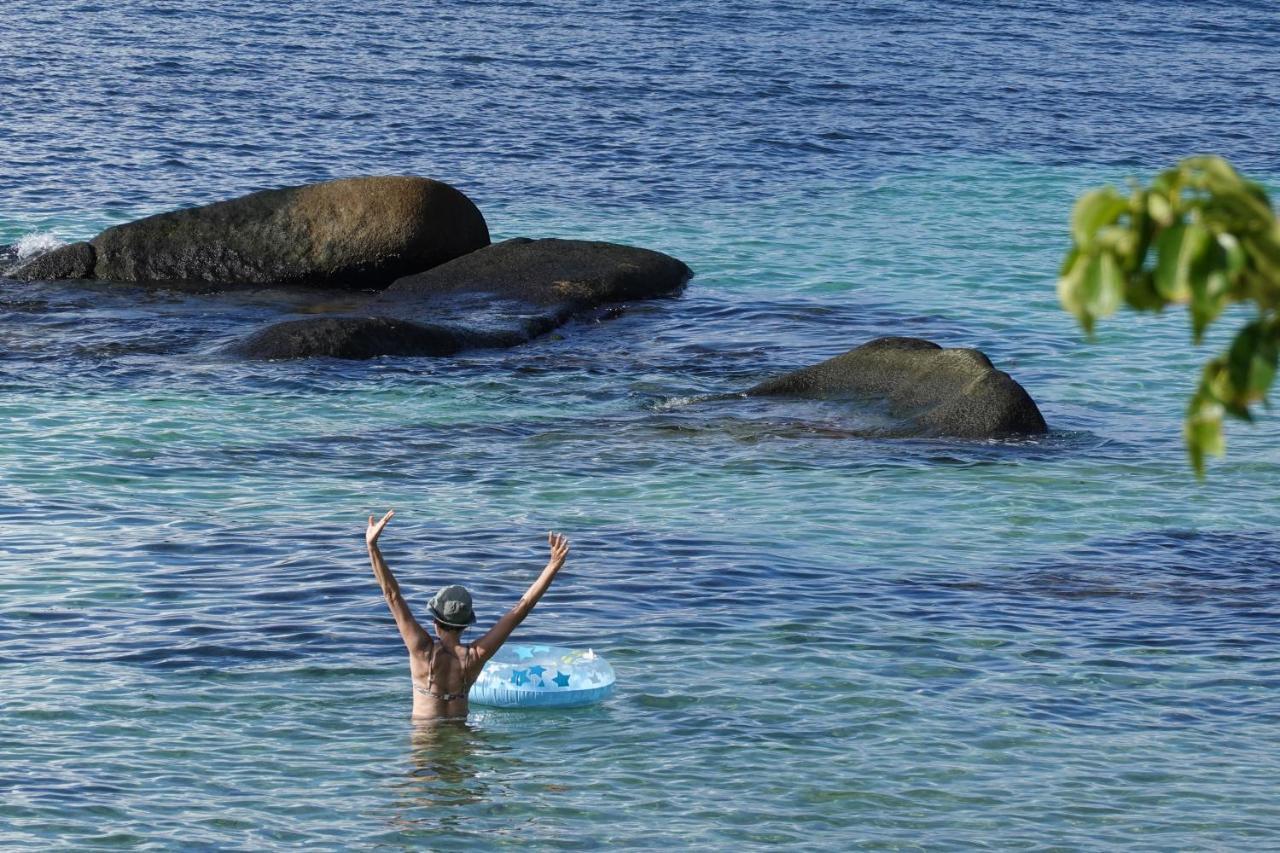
[1153,222,1210,302]
[1226,320,1278,404]
[1189,269,1229,345]
[1243,232,1280,283]
[1151,166,1181,196]
[1184,391,1225,480]
[1218,233,1246,278]
[1189,155,1244,189]
[1204,357,1250,419]
[1081,249,1123,321]
[1147,191,1174,226]
[1071,187,1128,249]
[1059,246,1080,278]
[1059,156,1280,479]
[1123,270,1164,311]
[1203,185,1276,228]
[1242,178,1274,213]
[1056,252,1093,335]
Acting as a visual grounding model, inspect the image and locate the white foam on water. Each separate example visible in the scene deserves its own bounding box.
[15,232,65,259]
[653,393,722,411]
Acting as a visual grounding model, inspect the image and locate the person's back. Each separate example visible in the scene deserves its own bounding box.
[411,633,474,719]
[365,510,570,720]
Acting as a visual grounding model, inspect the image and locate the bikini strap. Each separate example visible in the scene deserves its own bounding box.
[420,641,471,701]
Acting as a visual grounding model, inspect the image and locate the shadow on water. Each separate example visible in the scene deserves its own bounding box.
[0,276,964,376]
[900,529,1280,643]
[993,529,1280,605]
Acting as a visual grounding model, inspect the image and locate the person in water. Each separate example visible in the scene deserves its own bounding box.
[365,510,570,720]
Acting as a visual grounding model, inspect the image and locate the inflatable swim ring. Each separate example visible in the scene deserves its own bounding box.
[469,644,616,708]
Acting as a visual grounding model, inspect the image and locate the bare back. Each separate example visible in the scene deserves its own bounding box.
[409,639,482,720]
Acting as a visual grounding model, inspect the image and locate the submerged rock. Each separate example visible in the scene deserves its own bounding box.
[9,176,489,289]
[745,336,1047,438]
[7,241,96,280]
[237,238,691,360]
[231,317,525,361]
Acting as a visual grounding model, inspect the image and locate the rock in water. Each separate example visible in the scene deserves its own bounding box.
[9,176,489,288]
[381,237,691,306]
[231,317,515,361]
[237,238,691,359]
[7,241,96,280]
[232,308,563,361]
[745,336,1047,438]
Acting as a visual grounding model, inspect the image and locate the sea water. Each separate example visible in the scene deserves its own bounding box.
[2,1,1279,848]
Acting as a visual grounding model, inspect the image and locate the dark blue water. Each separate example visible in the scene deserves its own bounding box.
[3,1,1278,223]
[2,2,1280,849]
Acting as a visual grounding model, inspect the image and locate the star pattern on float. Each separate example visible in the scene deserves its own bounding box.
[469,645,615,707]
[504,665,572,689]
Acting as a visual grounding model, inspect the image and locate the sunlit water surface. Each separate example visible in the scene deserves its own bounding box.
[2,1,1280,849]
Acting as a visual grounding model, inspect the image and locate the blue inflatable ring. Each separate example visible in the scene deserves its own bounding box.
[469,644,616,708]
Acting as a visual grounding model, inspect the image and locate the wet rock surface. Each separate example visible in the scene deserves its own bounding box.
[7,241,96,281]
[230,316,518,360]
[236,238,691,360]
[744,336,1047,438]
[382,237,691,306]
[9,176,489,289]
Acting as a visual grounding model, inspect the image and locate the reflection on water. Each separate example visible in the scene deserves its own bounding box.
[385,720,510,844]
[398,720,493,812]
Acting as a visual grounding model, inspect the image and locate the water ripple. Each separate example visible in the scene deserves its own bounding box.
[4,0,1280,848]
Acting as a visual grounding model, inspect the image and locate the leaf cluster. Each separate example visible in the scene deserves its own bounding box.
[1058,156,1280,477]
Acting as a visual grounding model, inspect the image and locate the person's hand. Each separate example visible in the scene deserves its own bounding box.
[367,510,395,547]
[547,531,569,568]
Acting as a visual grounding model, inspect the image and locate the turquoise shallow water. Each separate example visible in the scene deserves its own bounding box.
[4,0,1280,849]
[4,163,1280,849]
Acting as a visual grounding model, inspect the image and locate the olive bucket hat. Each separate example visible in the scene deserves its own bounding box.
[428,584,476,627]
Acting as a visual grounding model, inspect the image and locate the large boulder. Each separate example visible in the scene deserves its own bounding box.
[745,336,1047,438]
[9,176,489,289]
[236,238,691,359]
[381,237,691,306]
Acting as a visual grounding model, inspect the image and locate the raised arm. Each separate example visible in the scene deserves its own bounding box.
[472,532,570,663]
[366,510,430,654]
